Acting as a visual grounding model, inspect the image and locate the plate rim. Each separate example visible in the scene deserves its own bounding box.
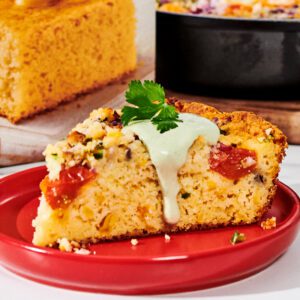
[0,166,299,263]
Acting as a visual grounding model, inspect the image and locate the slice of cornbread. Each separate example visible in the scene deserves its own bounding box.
[32,99,287,247]
[0,0,136,123]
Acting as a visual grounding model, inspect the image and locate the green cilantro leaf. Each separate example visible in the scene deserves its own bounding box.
[121,80,181,133]
[152,103,181,133]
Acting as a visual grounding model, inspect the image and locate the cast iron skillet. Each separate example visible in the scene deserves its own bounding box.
[156,11,300,99]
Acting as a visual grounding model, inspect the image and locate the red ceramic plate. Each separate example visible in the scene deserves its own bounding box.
[0,166,299,295]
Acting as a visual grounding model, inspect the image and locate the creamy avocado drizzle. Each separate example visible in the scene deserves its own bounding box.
[123,113,220,224]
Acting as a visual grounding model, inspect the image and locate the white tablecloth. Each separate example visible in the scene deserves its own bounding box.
[0,146,299,300]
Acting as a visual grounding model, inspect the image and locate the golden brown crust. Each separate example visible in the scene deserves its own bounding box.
[55,215,267,246]
[1,69,135,124]
[168,97,288,162]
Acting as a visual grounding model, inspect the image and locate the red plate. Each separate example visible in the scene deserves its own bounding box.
[0,166,299,295]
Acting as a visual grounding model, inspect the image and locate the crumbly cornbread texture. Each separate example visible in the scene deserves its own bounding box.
[33,100,287,247]
[0,0,136,123]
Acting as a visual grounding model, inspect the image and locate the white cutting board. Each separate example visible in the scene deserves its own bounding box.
[0,0,155,166]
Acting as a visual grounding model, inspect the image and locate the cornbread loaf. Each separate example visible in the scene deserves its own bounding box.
[0,0,136,123]
[33,99,287,247]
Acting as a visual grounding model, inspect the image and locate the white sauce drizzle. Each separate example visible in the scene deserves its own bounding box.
[122,113,220,224]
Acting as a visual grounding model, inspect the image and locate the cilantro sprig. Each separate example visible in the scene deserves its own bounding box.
[121,80,181,133]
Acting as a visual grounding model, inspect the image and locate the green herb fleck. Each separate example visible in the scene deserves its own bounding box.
[51,153,58,159]
[121,80,181,133]
[93,149,103,159]
[181,192,191,199]
[230,231,246,245]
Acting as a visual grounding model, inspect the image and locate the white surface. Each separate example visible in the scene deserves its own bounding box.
[0,146,299,300]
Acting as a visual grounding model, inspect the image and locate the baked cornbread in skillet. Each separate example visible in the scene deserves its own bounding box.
[0,0,136,123]
[32,93,287,247]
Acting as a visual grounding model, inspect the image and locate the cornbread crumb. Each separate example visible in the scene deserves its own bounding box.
[70,241,81,249]
[261,217,277,230]
[74,248,91,255]
[57,238,72,252]
[265,128,273,136]
[57,238,91,254]
[164,234,171,241]
[131,239,139,246]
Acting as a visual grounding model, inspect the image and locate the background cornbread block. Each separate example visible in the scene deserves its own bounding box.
[0,0,136,123]
[0,0,154,166]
